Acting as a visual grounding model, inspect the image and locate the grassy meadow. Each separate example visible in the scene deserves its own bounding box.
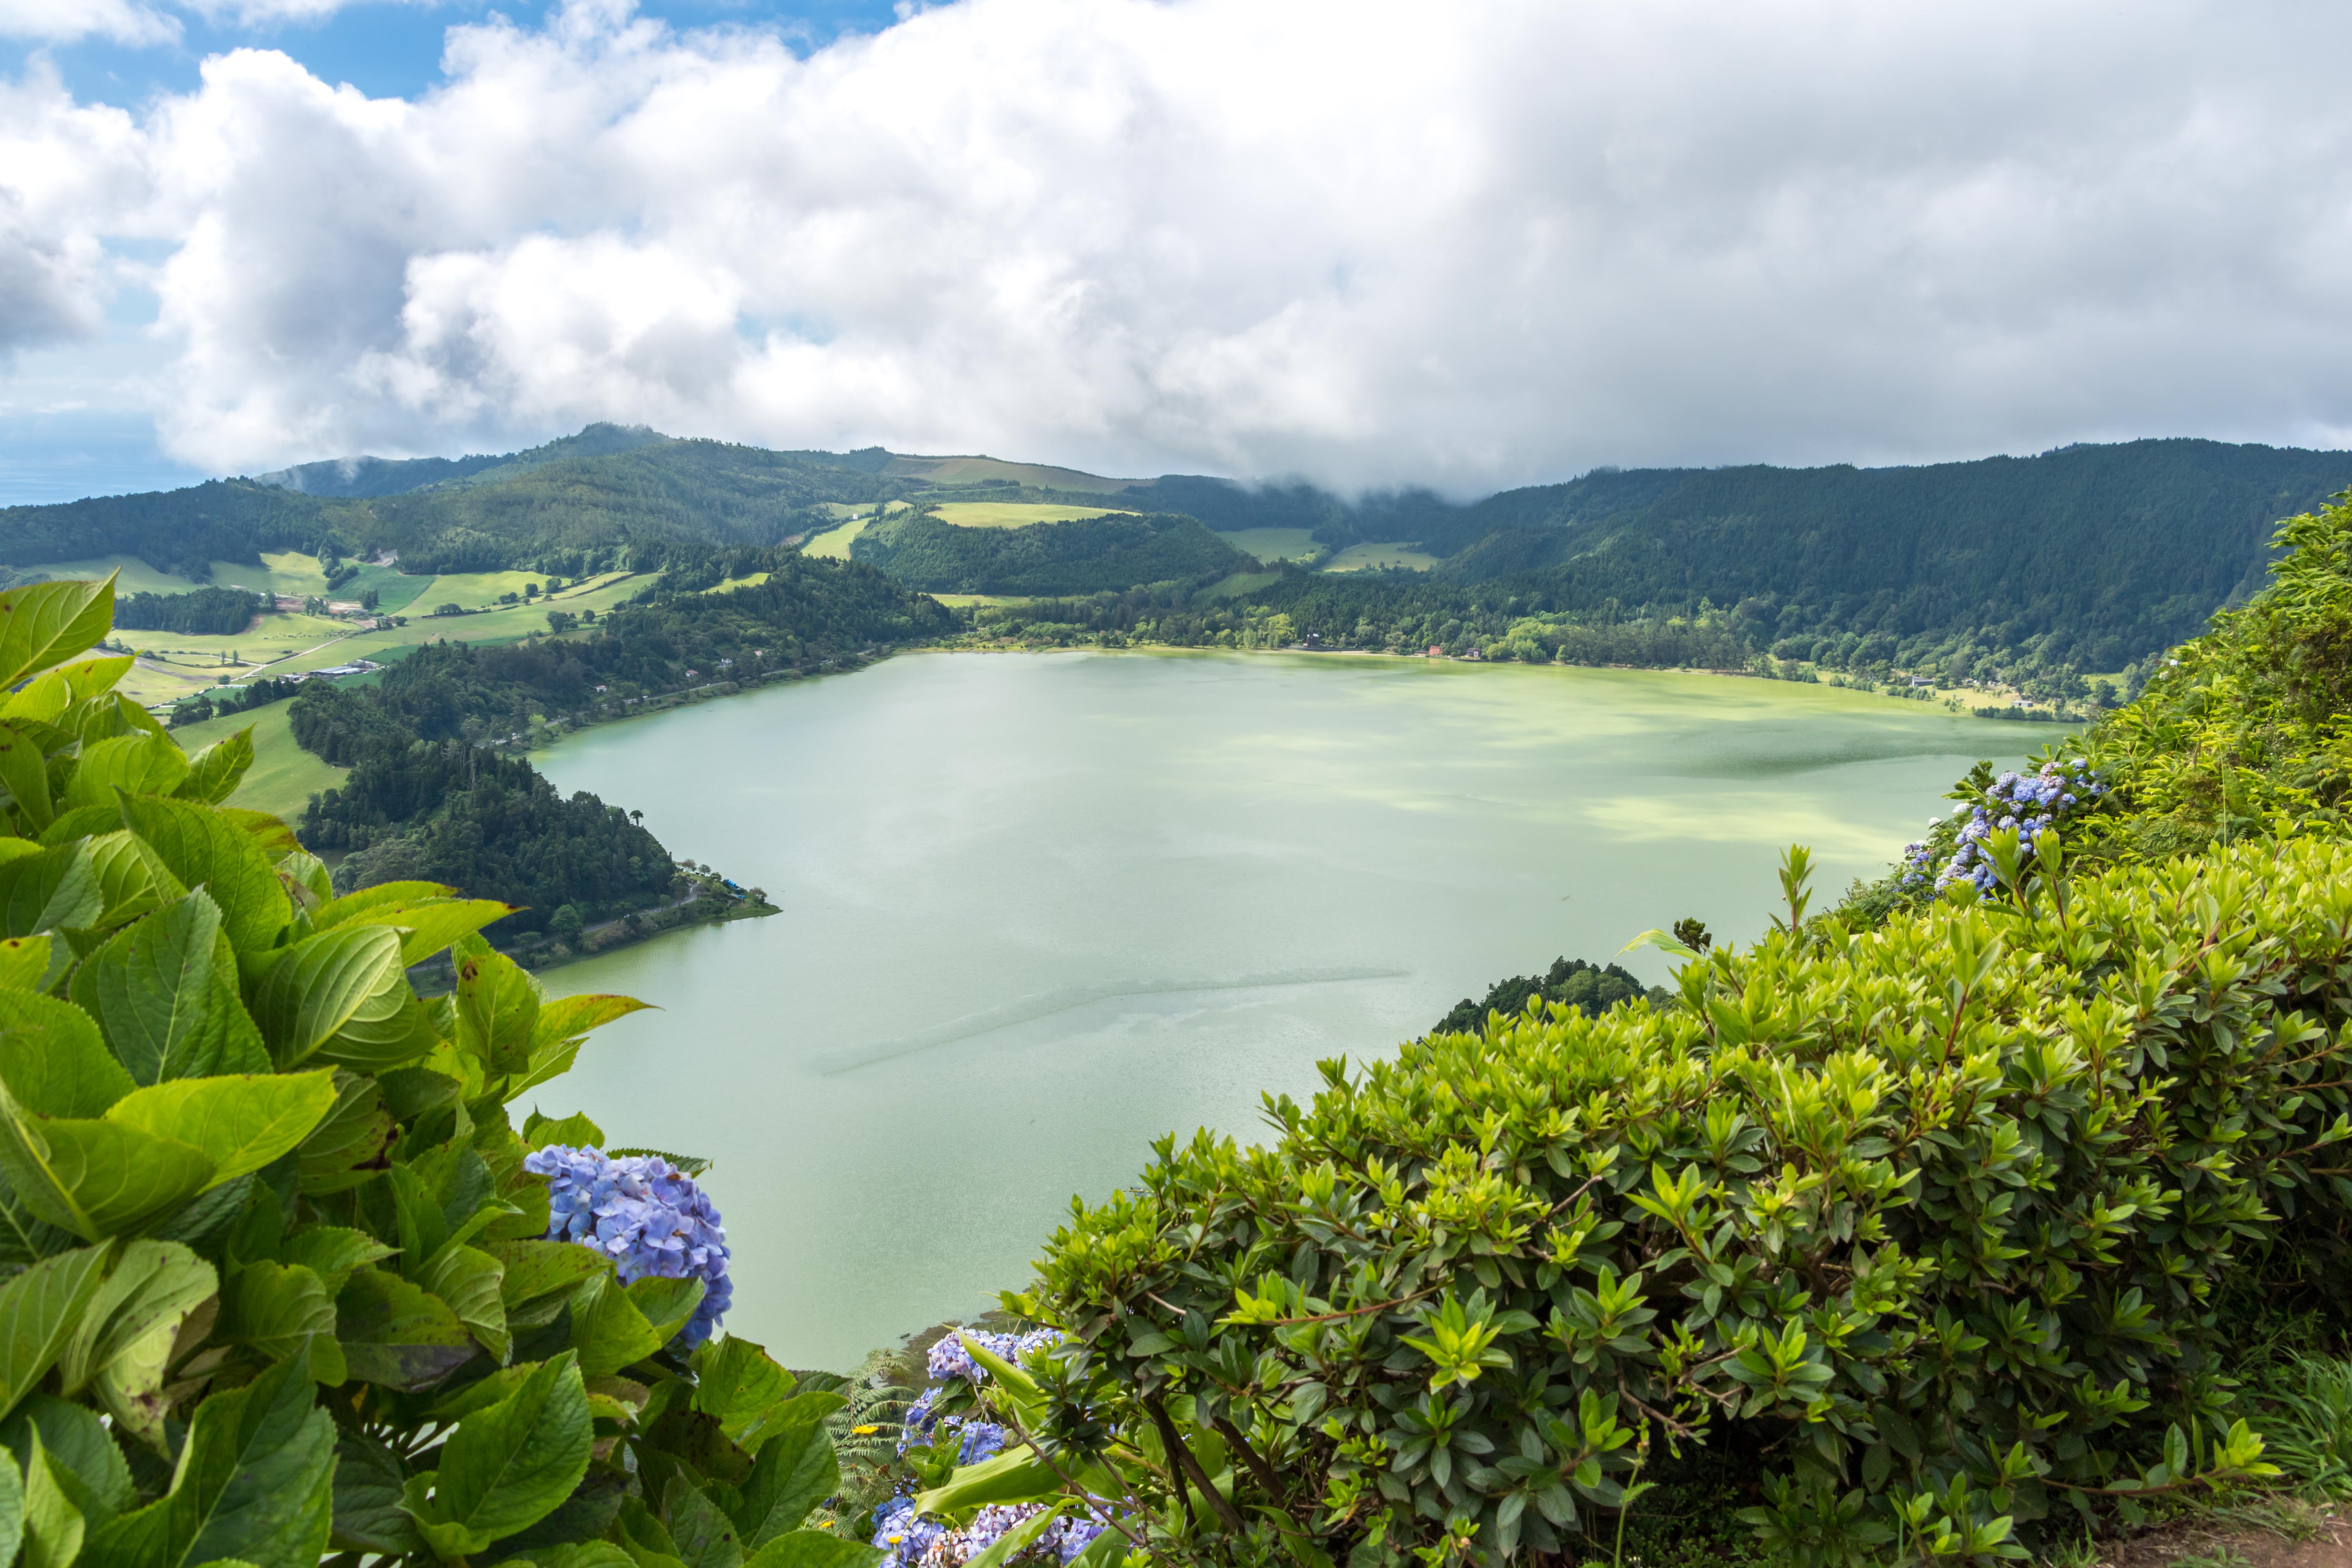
[1325,541,1439,571]
[167,697,346,820]
[1219,526,1323,563]
[803,517,870,559]
[928,502,1135,528]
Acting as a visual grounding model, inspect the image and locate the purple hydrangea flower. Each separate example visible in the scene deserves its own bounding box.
[522,1145,732,1349]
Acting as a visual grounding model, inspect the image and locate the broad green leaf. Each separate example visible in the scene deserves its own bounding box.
[0,1089,215,1241]
[65,735,189,814]
[691,1337,798,1447]
[485,1239,609,1330]
[277,1225,393,1292]
[293,1076,392,1195]
[334,1268,475,1390]
[0,846,102,939]
[0,933,56,993]
[330,898,518,967]
[36,808,123,850]
[272,852,329,909]
[517,1545,637,1568]
[522,1110,606,1150]
[662,1477,743,1568]
[532,994,654,1053]
[328,1434,420,1558]
[0,579,114,709]
[0,1396,129,1522]
[310,881,459,929]
[22,1434,85,1568]
[618,1497,689,1568]
[173,731,254,808]
[103,1071,338,1185]
[0,991,135,1116]
[0,1179,80,1272]
[627,1276,704,1347]
[0,1429,24,1568]
[509,1037,584,1099]
[399,1351,592,1555]
[58,1240,216,1443]
[730,1405,840,1550]
[219,1261,335,1362]
[454,935,541,1077]
[114,797,289,956]
[5,661,127,729]
[69,892,260,1085]
[0,1247,112,1425]
[80,831,189,933]
[910,1445,1063,1518]
[570,1271,663,1378]
[0,722,57,833]
[82,1353,333,1568]
[422,1243,509,1363]
[313,991,437,1073]
[248,924,408,1069]
[739,1534,879,1568]
[214,810,299,857]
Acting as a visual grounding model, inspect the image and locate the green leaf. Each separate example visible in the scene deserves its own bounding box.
[399,1351,592,1555]
[515,1544,637,1568]
[522,1110,606,1150]
[0,723,58,833]
[0,992,135,1116]
[334,1268,475,1390]
[329,898,519,968]
[5,659,127,727]
[421,1243,510,1363]
[485,1239,609,1330]
[0,933,59,993]
[0,579,117,694]
[691,1337,798,1448]
[65,735,189,814]
[56,1240,216,1445]
[532,994,654,1054]
[910,1446,1062,1518]
[103,1071,338,1185]
[729,1405,840,1550]
[173,732,255,807]
[277,1225,393,1292]
[0,1428,25,1568]
[22,1433,86,1568]
[962,1502,1068,1568]
[248,924,409,1070]
[570,1271,663,1377]
[0,1396,129,1520]
[739,1534,880,1568]
[0,1079,215,1240]
[114,797,289,956]
[1617,928,1701,961]
[293,1075,392,1196]
[627,1276,705,1347]
[80,831,192,933]
[328,1434,420,1558]
[662,1476,744,1568]
[0,845,103,939]
[219,1262,336,1365]
[310,880,459,929]
[454,936,542,1077]
[69,892,263,1085]
[82,1352,334,1568]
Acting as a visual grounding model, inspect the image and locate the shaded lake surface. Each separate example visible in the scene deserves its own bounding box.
[533,648,2062,1369]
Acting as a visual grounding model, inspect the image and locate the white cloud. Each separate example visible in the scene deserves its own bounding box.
[0,0,177,45]
[9,0,2352,489]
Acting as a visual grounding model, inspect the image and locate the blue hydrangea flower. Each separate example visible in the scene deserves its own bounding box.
[522,1145,732,1349]
[870,1497,947,1567]
[926,1327,1063,1384]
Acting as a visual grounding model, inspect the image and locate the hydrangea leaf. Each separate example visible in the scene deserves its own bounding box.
[617,1496,690,1568]
[308,881,461,930]
[421,1243,510,1363]
[0,1395,132,1519]
[276,1226,394,1293]
[272,852,329,910]
[328,1434,420,1558]
[570,1272,664,1379]
[660,1476,743,1568]
[0,1425,26,1568]
[730,1406,841,1550]
[172,732,255,808]
[114,797,289,957]
[64,736,189,815]
[0,992,135,1117]
[334,1269,475,1390]
[522,1110,606,1151]
[218,1262,336,1366]
[327,898,518,968]
[909,1447,1062,1519]
[5,658,129,726]
[513,1544,636,1568]
[690,1338,797,1448]
[0,845,103,940]
[0,934,56,993]
[0,579,116,706]
[312,992,439,1073]
[0,1088,217,1241]
[738,1532,879,1568]
[102,1071,339,1186]
[532,995,653,1056]
[484,1240,610,1330]
[212,811,299,858]
[68,892,260,1086]
[56,1240,216,1442]
[79,832,190,934]
[626,1277,705,1347]
[82,1353,334,1568]
[248,924,408,1070]
[21,1434,85,1568]
[398,1350,592,1554]
[454,936,542,1078]
[292,1076,393,1196]
[0,723,58,833]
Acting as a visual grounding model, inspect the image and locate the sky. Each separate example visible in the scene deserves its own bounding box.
[4,0,2352,506]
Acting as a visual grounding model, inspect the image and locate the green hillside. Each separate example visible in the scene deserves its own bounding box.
[849,508,1249,593]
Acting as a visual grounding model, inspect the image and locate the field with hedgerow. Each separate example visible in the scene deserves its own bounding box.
[0,490,2348,1568]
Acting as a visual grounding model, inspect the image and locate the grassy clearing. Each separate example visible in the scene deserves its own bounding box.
[1324,541,1438,572]
[1197,569,1283,600]
[880,453,1137,493]
[11,556,209,595]
[1219,526,1322,563]
[928,502,1135,529]
[168,698,346,821]
[929,593,1033,608]
[803,517,869,560]
[708,573,773,595]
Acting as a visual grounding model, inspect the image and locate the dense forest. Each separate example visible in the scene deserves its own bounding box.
[848,508,1248,593]
[112,583,264,633]
[279,548,952,929]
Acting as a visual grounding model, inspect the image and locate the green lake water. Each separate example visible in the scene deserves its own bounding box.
[533,649,2061,1370]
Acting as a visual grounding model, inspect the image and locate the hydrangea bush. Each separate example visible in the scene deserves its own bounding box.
[0,575,877,1568]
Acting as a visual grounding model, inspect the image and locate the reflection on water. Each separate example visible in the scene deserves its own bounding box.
[534,649,2060,1368]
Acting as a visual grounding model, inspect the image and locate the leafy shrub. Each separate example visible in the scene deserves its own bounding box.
[1011,833,2351,1564]
[0,577,874,1568]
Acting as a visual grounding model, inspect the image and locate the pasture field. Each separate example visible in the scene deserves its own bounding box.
[1324,542,1439,572]
[1220,527,1322,563]
[929,593,1033,608]
[803,517,869,559]
[879,454,1137,493]
[11,556,209,595]
[708,573,773,595]
[928,502,1135,529]
[167,698,347,821]
[1198,570,1283,600]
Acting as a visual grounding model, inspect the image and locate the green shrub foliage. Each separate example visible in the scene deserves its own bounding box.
[1016,835,2347,1563]
[0,577,874,1568]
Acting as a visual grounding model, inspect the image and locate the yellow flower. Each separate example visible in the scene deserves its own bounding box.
[853,1424,880,1434]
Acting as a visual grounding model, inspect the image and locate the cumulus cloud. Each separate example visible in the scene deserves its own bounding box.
[8,0,2352,489]
[0,0,177,45]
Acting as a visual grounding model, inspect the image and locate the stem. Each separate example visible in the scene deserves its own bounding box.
[1145,1396,1199,1537]
[1147,1394,1249,1535]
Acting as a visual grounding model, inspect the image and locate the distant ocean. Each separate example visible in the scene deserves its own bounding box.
[0,411,214,508]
